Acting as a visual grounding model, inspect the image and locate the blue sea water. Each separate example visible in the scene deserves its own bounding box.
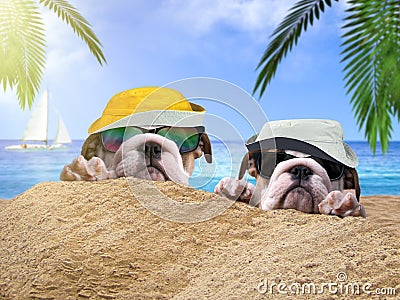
[0,139,399,199]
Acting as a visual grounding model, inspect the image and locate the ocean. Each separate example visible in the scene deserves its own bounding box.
[0,139,399,199]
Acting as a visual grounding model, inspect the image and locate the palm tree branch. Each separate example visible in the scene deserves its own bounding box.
[0,0,46,109]
[341,0,399,153]
[39,0,107,65]
[253,0,339,97]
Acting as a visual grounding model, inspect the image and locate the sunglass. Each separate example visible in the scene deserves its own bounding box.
[101,126,204,153]
[251,151,344,180]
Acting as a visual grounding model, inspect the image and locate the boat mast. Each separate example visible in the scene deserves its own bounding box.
[45,89,49,145]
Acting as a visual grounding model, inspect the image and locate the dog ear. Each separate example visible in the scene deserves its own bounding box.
[238,153,250,179]
[343,167,361,201]
[81,133,103,160]
[238,152,260,180]
[200,133,212,163]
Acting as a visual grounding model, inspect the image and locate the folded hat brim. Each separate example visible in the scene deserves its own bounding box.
[90,110,205,134]
[246,137,358,168]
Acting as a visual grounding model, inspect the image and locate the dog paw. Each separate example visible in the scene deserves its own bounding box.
[60,155,112,181]
[214,177,255,202]
[319,191,366,217]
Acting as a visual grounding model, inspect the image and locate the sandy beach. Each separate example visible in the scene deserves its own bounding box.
[0,178,399,299]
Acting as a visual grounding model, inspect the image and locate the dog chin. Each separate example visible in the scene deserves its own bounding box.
[283,187,316,213]
[147,166,168,181]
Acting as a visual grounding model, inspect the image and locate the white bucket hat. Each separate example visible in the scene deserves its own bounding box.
[246,119,358,168]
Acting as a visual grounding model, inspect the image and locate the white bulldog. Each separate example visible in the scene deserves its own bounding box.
[215,150,365,217]
[60,87,212,185]
[215,119,366,218]
[60,130,212,185]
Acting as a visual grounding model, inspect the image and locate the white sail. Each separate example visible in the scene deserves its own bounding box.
[5,89,72,151]
[22,90,48,142]
[53,113,72,145]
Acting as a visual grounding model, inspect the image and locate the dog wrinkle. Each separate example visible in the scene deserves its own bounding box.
[283,187,314,213]
[147,166,168,181]
[267,176,316,212]
[111,134,189,185]
[261,158,332,213]
[114,153,146,177]
[276,158,331,191]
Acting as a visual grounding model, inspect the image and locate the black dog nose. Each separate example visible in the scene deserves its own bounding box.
[145,142,162,159]
[290,166,313,180]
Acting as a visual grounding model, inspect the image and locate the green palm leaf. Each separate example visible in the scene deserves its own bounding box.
[341,0,400,153]
[0,0,46,109]
[0,0,106,109]
[253,0,339,97]
[254,0,400,153]
[39,0,106,66]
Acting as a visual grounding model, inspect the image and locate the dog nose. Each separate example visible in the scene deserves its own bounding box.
[145,142,162,159]
[290,166,313,180]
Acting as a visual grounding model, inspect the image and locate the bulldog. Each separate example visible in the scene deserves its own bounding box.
[60,87,212,185]
[214,119,366,218]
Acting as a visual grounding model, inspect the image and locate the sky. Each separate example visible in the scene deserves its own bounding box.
[1,0,399,143]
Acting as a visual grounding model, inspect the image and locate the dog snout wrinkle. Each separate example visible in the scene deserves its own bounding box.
[290,166,313,181]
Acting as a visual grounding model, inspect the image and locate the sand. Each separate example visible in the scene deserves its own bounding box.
[0,178,399,299]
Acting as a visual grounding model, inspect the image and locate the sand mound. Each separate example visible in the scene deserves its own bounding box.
[1,178,399,299]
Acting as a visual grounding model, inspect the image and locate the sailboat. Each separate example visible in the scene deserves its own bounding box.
[5,90,72,150]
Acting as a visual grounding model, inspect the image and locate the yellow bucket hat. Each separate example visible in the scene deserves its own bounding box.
[88,87,206,134]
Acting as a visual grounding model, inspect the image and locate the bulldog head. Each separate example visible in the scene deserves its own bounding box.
[60,87,212,185]
[77,127,212,185]
[240,149,360,213]
[215,119,365,217]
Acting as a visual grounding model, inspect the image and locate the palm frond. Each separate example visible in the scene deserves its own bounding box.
[0,0,46,109]
[253,0,339,97]
[39,0,107,65]
[341,0,400,153]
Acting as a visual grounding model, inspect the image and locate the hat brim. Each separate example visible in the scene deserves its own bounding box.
[90,110,205,134]
[246,137,358,168]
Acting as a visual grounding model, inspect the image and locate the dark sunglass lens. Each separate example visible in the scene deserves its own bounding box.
[157,127,200,153]
[325,161,344,180]
[252,152,262,174]
[313,157,344,180]
[253,152,278,178]
[124,127,145,140]
[276,152,295,164]
[180,134,200,152]
[101,128,125,152]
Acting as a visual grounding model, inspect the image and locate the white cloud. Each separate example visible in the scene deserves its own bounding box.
[161,0,297,36]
